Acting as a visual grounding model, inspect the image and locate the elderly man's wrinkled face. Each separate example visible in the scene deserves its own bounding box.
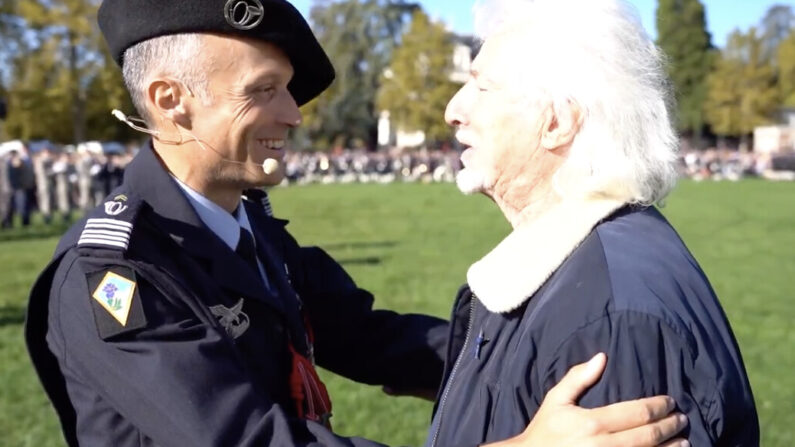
[445,33,552,199]
[187,35,300,187]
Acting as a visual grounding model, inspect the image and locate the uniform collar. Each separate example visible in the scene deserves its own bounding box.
[467,197,626,314]
[124,142,205,230]
[171,175,251,251]
[122,142,284,313]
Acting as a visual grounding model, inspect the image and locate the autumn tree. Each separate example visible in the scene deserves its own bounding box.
[758,5,795,107]
[705,28,778,146]
[777,30,795,106]
[759,4,794,64]
[2,0,135,144]
[17,0,101,142]
[656,0,713,145]
[376,9,459,145]
[299,0,418,150]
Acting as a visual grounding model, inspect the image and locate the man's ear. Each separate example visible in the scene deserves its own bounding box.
[146,78,192,129]
[540,99,582,152]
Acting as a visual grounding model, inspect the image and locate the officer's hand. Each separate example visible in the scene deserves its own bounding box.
[482,353,689,447]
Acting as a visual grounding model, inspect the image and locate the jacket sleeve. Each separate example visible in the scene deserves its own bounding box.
[294,246,448,394]
[46,252,389,447]
[537,311,757,447]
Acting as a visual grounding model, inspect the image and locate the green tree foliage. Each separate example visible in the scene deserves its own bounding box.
[376,9,458,144]
[4,38,75,143]
[0,0,16,138]
[0,0,23,52]
[760,4,794,64]
[777,30,795,106]
[0,0,23,67]
[705,28,778,141]
[655,0,713,139]
[0,0,23,130]
[2,0,134,144]
[758,5,795,107]
[13,0,100,142]
[300,0,418,150]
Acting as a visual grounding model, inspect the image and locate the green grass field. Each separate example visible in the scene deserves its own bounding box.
[1,180,793,446]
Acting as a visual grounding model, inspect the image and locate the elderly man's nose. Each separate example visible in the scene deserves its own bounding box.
[445,92,467,127]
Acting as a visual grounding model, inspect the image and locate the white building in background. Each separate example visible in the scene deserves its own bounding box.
[377,109,429,148]
[378,35,477,149]
[449,41,474,83]
[754,126,794,154]
[753,108,795,154]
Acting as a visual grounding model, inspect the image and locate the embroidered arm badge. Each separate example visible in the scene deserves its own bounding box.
[86,267,147,339]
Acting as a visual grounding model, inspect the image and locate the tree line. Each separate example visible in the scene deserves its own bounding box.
[0,0,793,150]
[657,0,794,148]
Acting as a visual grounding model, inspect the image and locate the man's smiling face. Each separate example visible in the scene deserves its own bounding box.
[188,34,302,188]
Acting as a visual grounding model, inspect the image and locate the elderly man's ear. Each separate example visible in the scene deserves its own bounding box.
[540,100,582,152]
[147,79,193,129]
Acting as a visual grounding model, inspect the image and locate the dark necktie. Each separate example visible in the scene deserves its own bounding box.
[236,227,262,284]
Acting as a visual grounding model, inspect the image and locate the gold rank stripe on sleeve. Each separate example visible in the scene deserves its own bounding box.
[78,218,133,250]
[91,271,137,326]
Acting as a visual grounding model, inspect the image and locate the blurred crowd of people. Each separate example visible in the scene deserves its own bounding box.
[284,148,463,185]
[285,147,795,185]
[0,143,133,229]
[2,141,794,230]
[679,149,795,181]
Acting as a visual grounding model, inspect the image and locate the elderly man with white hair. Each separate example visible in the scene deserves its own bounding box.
[428,0,759,446]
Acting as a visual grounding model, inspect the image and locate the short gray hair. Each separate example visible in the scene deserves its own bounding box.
[122,33,213,125]
[474,0,679,205]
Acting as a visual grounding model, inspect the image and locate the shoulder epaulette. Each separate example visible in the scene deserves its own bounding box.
[78,190,143,251]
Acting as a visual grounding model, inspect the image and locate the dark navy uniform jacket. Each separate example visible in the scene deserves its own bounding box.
[26,143,448,447]
[426,201,759,447]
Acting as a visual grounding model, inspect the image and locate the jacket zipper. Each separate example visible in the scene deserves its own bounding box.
[431,293,477,447]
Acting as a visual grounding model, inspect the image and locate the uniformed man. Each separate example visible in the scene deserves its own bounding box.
[51,151,74,223]
[75,147,95,211]
[26,1,687,446]
[3,146,35,227]
[33,147,55,224]
[0,150,9,226]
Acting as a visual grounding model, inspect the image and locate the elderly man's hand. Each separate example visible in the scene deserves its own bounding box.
[484,353,689,447]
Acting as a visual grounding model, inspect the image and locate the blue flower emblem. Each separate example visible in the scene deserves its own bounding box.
[102,282,122,310]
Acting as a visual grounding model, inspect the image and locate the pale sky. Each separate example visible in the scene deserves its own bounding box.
[291,0,794,48]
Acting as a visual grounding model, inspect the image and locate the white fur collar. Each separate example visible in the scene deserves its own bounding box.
[467,198,625,313]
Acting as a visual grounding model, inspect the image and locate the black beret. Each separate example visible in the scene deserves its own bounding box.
[98,0,334,106]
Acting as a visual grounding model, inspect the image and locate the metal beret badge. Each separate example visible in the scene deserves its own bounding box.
[225,0,265,30]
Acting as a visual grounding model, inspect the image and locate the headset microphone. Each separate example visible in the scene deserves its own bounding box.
[262,158,280,175]
[112,109,282,176]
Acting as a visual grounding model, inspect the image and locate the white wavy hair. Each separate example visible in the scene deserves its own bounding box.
[474,0,679,205]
